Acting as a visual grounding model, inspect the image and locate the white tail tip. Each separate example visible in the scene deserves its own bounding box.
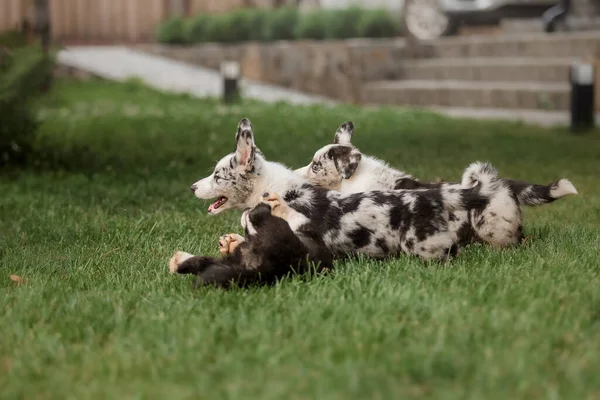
[550,179,578,198]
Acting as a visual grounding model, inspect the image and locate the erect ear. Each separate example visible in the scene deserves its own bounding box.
[331,146,362,180]
[333,121,354,145]
[234,117,256,171]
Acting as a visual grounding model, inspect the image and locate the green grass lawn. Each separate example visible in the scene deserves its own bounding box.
[2,79,600,399]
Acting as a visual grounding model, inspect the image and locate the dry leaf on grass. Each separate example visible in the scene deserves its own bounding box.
[9,275,26,284]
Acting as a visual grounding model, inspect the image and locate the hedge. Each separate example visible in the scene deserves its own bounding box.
[156,7,399,44]
[1,31,55,167]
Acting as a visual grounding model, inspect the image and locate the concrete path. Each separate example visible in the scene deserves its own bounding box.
[57,46,337,106]
[58,46,598,127]
[429,106,600,128]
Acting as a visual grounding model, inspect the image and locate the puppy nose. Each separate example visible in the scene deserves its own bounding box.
[190,184,197,192]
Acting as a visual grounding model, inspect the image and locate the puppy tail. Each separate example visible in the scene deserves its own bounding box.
[452,161,502,210]
[460,161,500,193]
[508,178,578,206]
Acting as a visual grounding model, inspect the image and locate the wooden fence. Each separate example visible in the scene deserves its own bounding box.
[0,0,276,43]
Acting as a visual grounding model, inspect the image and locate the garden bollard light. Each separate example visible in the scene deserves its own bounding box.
[221,61,240,104]
[570,61,595,132]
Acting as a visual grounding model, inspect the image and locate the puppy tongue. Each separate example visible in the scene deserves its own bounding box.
[208,196,227,212]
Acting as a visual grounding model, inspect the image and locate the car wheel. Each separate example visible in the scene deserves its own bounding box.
[401,0,457,40]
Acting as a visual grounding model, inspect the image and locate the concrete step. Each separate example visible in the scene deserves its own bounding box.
[417,31,600,58]
[361,80,570,110]
[501,17,600,33]
[399,57,573,83]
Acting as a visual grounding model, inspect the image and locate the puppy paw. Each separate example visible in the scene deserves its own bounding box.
[262,192,289,220]
[169,251,194,274]
[218,233,245,255]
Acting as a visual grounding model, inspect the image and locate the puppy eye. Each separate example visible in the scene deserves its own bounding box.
[214,174,221,182]
[311,163,319,172]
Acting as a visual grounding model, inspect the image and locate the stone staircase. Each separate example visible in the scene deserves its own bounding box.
[361,31,600,112]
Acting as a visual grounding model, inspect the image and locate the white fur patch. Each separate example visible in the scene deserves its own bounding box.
[168,251,194,274]
[550,179,578,198]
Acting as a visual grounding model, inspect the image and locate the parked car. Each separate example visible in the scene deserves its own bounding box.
[307,0,558,40]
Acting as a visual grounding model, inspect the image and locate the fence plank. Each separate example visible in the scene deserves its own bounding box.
[0,0,247,42]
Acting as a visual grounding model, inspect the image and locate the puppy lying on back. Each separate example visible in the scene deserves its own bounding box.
[169,196,333,289]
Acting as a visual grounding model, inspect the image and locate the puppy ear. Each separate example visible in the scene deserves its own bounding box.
[235,118,256,171]
[334,121,354,145]
[332,146,362,180]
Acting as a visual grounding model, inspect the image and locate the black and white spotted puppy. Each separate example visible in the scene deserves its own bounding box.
[169,200,333,289]
[187,118,522,261]
[295,121,578,247]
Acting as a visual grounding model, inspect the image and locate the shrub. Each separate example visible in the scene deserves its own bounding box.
[326,6,363,39]
[294,10,331,40]
[203,14,236,43]
[183,14,213,43]
[358,9,399,39]
[262,6,299,41]
[155,16,187,44]
[226,8,259,43]
[0,42,55,166]
[156,7,400,44]
[247,9,271,41]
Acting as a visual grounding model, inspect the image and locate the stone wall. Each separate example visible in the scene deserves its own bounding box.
[136,39,427,103]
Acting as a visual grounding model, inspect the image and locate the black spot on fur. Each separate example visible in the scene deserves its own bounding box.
[289,184,343,234]
[389,203,410,231]
[328,146,360,179]
[405,238,415,250]
[448,211,457,222]
[339,194,362,213]
[446,244,459,258]
[394,178,442,190]
[456,221,477,246]
[348,225,373,248]
[475,216,485,229]
[412,190,446,241]
[375,238,389,254]
[284,190,301,203]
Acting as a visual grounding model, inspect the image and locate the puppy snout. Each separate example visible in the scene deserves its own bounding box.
[190,184,197,192]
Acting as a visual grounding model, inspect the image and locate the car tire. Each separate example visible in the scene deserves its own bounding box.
[400,0,458,40]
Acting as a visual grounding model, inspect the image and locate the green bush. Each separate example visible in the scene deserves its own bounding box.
[155,16,187,44]
[226,8,259,42]
[200,14,230,43]
[262,6,299,41]
[248,9,271,41]
[156,7,400,44]
[183,15,213,43]
[358,9,399,38]
[326,6,363,39]
[294,10,331,40]
[1,43,55,166]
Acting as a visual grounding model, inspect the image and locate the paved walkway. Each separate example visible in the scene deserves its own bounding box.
[429,107,600,128]
[58,46,337,106]
[58,46,598,127]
